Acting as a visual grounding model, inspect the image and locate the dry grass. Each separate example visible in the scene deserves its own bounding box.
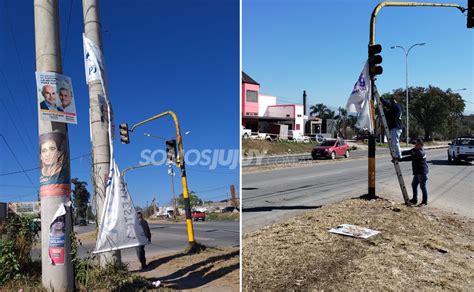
[140,247,239,291]
[242,139,316,156]
[243,197,474,291]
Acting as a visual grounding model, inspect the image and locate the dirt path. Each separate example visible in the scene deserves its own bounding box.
[243,197,474,291]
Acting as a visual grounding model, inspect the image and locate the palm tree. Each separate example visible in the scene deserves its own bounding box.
[309,103,328,117]
[335,107,348,138]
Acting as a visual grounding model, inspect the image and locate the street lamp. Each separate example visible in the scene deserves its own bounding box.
[452,88,467,92]
[391,42,426,146]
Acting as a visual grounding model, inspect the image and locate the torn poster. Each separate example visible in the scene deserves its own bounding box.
[49,203,68,265]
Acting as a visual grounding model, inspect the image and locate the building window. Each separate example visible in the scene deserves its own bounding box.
[246,90,258,103]
[296,124,300,130]
[297,114,302,117]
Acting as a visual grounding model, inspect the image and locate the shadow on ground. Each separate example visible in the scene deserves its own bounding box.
[242,205,321,212]
[147,250,239,289]
[429,159,472,166]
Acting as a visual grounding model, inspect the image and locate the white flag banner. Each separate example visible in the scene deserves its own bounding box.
[83,34,115,139]
[346,61,374,133]
[83,34,106,84]
[94,160,149,253]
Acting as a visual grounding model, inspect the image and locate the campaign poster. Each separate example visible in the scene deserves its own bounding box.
[49,204,67,265]
[36,72,78,124]
[38,131,70,198]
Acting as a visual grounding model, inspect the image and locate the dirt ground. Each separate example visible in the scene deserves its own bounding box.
[242,139,316,156]
[243,196,474,291]
[135,247,240,291]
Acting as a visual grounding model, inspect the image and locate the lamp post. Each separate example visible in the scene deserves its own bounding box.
[391,42,426,146]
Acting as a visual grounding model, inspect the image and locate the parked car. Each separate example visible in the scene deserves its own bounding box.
[311,138,350,160]
[191,211,206,221]
[241,126,252,139]
[221,206,237,213]
[448,136,474,163]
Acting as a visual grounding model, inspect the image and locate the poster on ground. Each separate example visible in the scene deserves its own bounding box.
[329,224,380,239]
[36,72,77,124]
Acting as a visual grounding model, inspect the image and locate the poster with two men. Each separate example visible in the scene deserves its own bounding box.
[36,72,77,124]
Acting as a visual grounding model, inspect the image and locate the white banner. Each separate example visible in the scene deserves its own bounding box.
[346,61,374,133]
[94,160,149,253]
[83,34,106,84]
[83,34,115,139]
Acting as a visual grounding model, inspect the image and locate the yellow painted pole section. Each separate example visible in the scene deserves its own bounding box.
[370,2,465,45]
[130,111,196,244]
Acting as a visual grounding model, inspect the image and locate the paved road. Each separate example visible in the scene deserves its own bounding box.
[242,148,378,167]
[32,220,239,267]
[243,148,473,233]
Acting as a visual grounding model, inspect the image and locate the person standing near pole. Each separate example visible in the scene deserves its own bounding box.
[399,139,429,206]
[136,211,151,270]
[381,96,402,159]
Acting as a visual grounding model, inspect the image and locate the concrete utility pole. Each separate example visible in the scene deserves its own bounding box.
[34,0,74,289]
[82,0,121,265]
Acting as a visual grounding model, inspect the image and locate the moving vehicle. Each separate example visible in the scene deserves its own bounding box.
[448,136,474,163]
[191,211,206,221]
[311,138,350,160]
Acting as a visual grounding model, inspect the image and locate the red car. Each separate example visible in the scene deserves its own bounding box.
[191,211,206,221]
[311,138,350,160]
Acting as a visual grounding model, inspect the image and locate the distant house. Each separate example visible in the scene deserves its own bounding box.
[242,71,322,137]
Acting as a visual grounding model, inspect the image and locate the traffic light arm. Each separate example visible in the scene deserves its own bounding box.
[370,2,465,45]
[129,111,196,247]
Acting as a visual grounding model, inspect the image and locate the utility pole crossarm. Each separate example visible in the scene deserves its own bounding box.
[370,2,466,45]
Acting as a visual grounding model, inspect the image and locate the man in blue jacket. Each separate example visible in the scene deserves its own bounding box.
[400,139,429,206]
[381,96,402,159]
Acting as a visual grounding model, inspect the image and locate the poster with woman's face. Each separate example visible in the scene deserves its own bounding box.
[39,131,70,197]
[49,214,66,265]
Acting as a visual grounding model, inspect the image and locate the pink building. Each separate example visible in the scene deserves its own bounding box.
[242,72,321,136]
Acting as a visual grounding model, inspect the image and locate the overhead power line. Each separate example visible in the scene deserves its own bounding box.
[0,153,92,177]
[0,134,36,188]
[1,0,38,119]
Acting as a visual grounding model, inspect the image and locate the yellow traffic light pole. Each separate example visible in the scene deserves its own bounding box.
[367,2,466,199]
[129,111,201,251]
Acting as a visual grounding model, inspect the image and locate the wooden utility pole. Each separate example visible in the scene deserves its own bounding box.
[230,184,238,210]
[82,0,121,264]
[34,0,74,289]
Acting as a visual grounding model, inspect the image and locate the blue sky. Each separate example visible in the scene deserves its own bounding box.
[243,0,473,114]
[0,0,239,207]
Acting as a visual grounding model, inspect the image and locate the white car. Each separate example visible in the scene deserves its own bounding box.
[241,126,252,139]
[448,136,474,162]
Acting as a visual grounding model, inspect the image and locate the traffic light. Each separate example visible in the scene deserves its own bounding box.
[368,44,383,77]
[119,123,130,144]
[468,0,474,28]
[166,139,177,163]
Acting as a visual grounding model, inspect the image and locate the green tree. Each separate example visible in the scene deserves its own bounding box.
[310,103,336,120]
[335,107,348,138]
[71,178,91,224]
[177,191,203,209]
[382,86,465,140]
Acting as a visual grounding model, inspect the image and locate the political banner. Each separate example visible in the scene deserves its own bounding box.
[36,72,77,124]
[49,203,67,265]
[346,61,374,133]
[38,131,71,198]
[83,34,115,137]
[94,160,149,253]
